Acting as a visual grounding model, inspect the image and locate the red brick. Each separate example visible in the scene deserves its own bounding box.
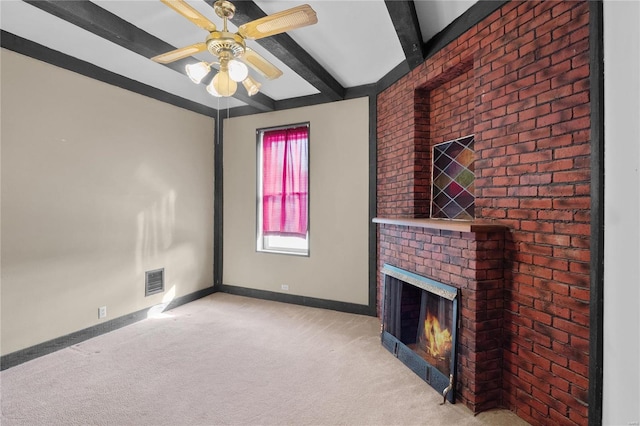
[520,306,552,325]
[551,91,590,113]
[553,197,590,210]
[551,363,588,390]
[518,103,552,122]
[531,387,569,416]
[535,233,570,247]
[520,173,552,185]
[552,116,591,136]
[534,322,570,345]
[538,159,574,173]
[537,109,573,127]
[554,143,590,159]
[534,343,569,368]
[569,286,590,302]
[553,317,589,340]
[554,271,589,288]
[537,134,573,149]
[551,64,590,89]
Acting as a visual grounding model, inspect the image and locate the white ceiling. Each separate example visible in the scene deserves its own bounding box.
[0,0,476,112]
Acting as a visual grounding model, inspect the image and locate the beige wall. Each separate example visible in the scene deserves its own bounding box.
[1,49,215,355]
[223,98,369,305]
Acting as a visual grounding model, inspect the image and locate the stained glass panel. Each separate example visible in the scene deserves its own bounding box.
[430,135,475,220]
[456,169,475,188]
[444,142,464,159]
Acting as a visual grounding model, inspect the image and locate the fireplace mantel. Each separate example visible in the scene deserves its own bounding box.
[373,217,507,233]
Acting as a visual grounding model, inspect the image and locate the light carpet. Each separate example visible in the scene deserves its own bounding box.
[1,293,528,425]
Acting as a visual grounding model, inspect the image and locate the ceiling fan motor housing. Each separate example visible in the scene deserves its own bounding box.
[206,31,246,59]
[214,1,236,20]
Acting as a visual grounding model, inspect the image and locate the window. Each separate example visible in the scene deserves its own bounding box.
[430,135,475,220]
[257,124,309,255]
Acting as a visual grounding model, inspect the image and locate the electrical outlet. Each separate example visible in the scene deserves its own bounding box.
[281,284,289,291]
[98,306,107,319]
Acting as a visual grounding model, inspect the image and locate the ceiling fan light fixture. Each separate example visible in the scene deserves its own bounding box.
[228,59,249,82]
[154,0,318,100]
[206,79,222,97]
[242,76,261,96]
[185,61,211,84]
[212,70,237,97]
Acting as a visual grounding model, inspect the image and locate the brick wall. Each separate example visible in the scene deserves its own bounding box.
[376,1,591,425]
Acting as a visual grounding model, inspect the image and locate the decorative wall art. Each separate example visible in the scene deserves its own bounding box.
[430,135,475,220]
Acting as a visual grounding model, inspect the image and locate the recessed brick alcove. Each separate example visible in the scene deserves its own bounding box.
[376,2,591,425]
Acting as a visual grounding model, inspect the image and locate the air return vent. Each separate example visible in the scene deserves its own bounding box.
[145,268,164,296]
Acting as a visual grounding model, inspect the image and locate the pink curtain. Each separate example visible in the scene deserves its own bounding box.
[262,126,308,237]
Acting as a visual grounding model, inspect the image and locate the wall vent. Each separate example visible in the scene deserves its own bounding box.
[145,268,164,296]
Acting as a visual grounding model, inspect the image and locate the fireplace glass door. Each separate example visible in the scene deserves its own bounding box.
[415,291,453,376]
[381,264,459,403]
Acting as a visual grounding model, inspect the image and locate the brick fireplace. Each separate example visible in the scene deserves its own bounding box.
[376,219,507,412]
[376,1,591,425]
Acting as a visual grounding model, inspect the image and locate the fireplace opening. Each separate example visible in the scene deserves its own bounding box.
[416,292,453,375]
[381,264,459,403]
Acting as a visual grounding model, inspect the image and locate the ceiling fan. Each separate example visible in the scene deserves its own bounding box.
[151,0,318,98]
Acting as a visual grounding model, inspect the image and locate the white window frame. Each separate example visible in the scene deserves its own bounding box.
[256,123,310,256]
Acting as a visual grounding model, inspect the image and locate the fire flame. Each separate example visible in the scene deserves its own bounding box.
[424,312,452,357]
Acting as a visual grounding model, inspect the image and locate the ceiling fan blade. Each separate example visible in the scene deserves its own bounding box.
[241,47,283,80]
[151,42,207,64]
[237,4,317,40]
[161,0,217,32]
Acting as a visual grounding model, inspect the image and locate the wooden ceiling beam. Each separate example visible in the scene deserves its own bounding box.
[223,0,345,102]
[384,1,425,70]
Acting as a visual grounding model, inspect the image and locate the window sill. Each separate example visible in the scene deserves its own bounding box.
[257,248,309,257]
